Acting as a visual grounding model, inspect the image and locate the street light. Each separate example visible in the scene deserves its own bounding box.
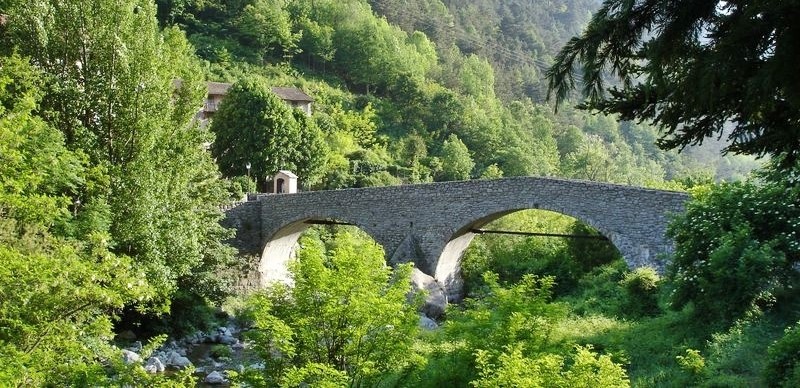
[246,162,252,193]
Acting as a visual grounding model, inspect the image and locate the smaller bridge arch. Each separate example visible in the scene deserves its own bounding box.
[259,215,391,286]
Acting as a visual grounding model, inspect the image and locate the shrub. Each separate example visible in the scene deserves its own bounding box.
[620,267,661,317]
[765,322,800,387]
[668,172,800,324]
[242,230,420,386]
[471,344,629,387]
[676,349,705,376]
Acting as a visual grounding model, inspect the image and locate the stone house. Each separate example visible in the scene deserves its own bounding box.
[201,81,232,120]
[269,87,313,116]
[199,82,313,121]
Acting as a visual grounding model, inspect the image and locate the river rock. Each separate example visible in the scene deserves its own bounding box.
[144,357,165,374]
[219,335,238,345]
[410,268,448,319]
[121,349,141,364]
[205,371,226,385]
[189,331,205,345]
[166,351,193,369]
[418,315,438,330]
[127,341,142,353]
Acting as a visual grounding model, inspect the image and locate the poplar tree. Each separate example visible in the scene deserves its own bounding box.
[6,0,234,304]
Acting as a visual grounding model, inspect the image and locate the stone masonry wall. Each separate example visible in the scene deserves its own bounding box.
[225,177,689,297]
[219,200,263,291]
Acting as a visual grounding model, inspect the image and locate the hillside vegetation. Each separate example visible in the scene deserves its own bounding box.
[158,0,756,190]
[0,0,797,386]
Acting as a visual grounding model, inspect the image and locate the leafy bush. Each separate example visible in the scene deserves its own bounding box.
[668,168,800,324]
[462,210,622,298]
[118,289,226,338]
[765,322,800,387]
[676,349,705,376]
[619,267,661,317]
[241,230,420,386]
[564,261,628,316]
[403,272,570,386]
[228,176,257,199]
[472,344,629,387]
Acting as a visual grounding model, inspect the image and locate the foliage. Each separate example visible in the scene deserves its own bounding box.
[619,267,661,317]
[210,76,327,188]
[237,0,300,61]
[668,166,800,323]
[675,349,705,376]
[0,0,780,385]
[403,273,568,385]
[566,221,621,272]
[548,0,800,165]
[449,273,567,353]
[241,230,420,386]
[462,210,621,297]
[371,0,599,102]
[0,54,162,385]
[439,134,474,181]
[765,322,800,388]
[563,261,630,316]
[210,344,232,360]
[282,363,349,387]
[405,269,630,386]
[472,344,629,387]
[697,315,786,387]
[6,0,235,308]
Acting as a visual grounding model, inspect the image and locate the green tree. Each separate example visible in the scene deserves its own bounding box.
[562,135,614,181]
[765,322,800,388]
[446,273,567,355]
[0,54,168,386]
[547,0,800,165]
[7,0,234,308]
[480,164,504,179]
[405,272,580,385]
[210,77,327,188]
[242,230,420,386]
[667,163,800,323]
[291,109,329,188]
[237,0,300,61]
[440,134,474,181]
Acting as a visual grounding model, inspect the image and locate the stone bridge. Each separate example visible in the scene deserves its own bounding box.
[223,176,688,300]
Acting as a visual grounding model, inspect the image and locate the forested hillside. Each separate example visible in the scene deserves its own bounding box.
[155,0,756,190]
[370,0,598,101]
[1,0,797,386]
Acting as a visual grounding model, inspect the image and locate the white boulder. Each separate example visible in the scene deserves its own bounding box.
[410,268,448,319]
[204,371,226,384]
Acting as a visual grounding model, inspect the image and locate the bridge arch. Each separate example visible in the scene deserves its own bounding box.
[433,207,629,301]
[259,215,388,287]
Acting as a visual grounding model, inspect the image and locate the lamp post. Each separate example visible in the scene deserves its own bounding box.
[246,162,252,193]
